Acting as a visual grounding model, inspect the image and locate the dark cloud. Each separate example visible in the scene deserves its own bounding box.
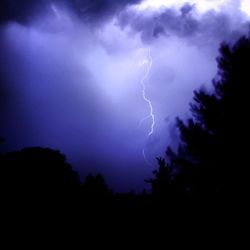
[0,0,49,24]
[117,6,199,42]
[153,25,165,38]
[71,0,142,22]
[0,0,142,24]
[117,3,249,44]
[180,3,195,17]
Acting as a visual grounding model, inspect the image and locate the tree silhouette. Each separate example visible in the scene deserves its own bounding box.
[82,173,110,198]
[148,33,250,200]
[0,147,80,201]
[145,157,173,197]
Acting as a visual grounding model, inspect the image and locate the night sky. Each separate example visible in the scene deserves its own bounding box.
[0,0,250,191]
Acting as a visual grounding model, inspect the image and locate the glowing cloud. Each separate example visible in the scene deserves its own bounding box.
[135,0,232,13]
[241,0,250,16]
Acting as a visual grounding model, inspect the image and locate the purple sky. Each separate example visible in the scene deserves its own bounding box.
[0,0,249,191]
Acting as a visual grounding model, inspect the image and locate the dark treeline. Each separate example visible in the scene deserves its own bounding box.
[1,34,250,229]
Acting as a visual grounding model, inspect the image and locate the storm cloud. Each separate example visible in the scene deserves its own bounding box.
[0,0,249,191]
[0,0,142,24]
[118,1,249,43]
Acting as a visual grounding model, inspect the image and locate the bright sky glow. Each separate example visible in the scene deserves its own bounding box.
[135,0,250,15]
[241,0,250,16]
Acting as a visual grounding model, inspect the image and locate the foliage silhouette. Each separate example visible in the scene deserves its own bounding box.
[0,147,80,202]
[145,157,173,197]
[82,173,110,198]
[147,33,250,201]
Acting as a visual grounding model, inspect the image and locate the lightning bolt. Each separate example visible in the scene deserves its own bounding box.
[139,48,155,166]
[140,47,155,137]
